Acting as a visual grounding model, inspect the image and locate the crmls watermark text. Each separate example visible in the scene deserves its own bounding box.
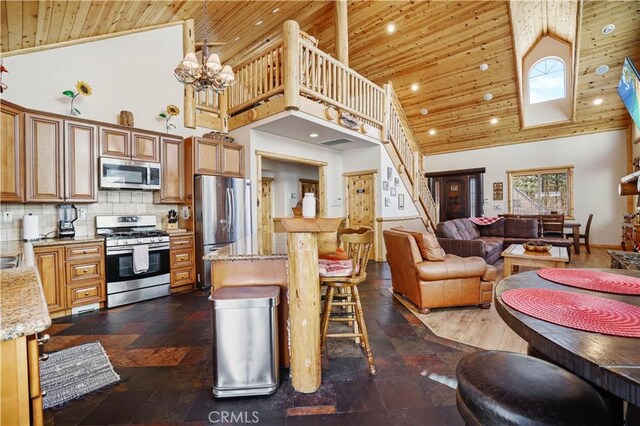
[208,411,260,424]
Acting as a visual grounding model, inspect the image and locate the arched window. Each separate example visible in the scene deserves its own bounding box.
[528,57,566,104]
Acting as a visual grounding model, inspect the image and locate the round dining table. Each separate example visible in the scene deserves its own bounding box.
[495,269,640,410]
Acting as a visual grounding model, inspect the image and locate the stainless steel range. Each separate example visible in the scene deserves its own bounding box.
[96,215,170,308]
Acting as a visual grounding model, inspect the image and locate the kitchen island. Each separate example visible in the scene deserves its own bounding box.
[0,244,51,426]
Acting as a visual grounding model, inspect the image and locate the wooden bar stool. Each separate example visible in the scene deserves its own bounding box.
[319,228,375,375]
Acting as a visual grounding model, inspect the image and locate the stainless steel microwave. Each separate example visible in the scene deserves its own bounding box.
[99,157,161,190]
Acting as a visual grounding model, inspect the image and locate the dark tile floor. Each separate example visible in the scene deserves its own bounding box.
[44,263,478,425]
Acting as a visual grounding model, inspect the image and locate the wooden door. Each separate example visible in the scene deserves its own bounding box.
[155,137,184,203]
[260,178,274,239]
[300,179,319,214]
[65,120,98,202]
[99,126,130,158]
[220,142,244,177]
[194,138,220,175]
[0,103,24,202]
[346,173,375,229]
[33,247,66,313]
[131,131,160,162]
[25,113,64,202]
[444,178,467,220]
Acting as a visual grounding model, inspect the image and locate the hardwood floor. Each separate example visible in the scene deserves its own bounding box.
[391,247,612,353]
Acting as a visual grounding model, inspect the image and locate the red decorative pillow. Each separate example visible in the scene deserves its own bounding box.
[318,247,349,261]
[318,259,354,277]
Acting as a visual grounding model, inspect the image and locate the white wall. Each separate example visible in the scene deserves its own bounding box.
[262,158,319,217]
[2,25,197,137]
[425,130,627,245]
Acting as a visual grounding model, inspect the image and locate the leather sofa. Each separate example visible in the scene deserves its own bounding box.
[383,229,496,313]
[436,217,572,264]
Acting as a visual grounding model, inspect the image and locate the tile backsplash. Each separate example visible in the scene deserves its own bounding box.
[0,190,177,242]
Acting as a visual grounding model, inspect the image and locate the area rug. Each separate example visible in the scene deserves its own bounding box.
[40,342,120,409]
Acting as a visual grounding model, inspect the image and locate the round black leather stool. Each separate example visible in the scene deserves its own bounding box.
[455,351,612,426]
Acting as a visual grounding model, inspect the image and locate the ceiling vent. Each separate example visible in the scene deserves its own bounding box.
[320,138,353,147]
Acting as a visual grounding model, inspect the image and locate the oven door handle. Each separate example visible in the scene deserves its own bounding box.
[107,244,170,255]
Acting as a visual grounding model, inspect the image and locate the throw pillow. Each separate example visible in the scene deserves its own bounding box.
[318,259,355,277]
[392,227,446,261]
[318,247,349,261]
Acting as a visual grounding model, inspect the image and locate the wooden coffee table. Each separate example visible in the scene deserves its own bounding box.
[501,244,569,278]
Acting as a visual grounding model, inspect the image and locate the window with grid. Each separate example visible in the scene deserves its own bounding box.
[508,166,574,217]
[528,57,566,104]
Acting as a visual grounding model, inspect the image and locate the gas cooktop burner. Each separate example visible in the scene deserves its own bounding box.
[105,230,169,239]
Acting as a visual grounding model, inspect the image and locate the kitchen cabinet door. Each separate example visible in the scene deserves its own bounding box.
[65,120,98,202]
[220,142,244,177]
[193,138,220,175]
[33,246,66,313]
[99,126,130,158]
[132,132,160,162]
[155,137,184,204]
[0,103,24,202]
[25,113,64,203]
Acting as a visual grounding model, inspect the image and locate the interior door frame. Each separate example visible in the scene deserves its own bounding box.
[260,177,274,236]
[343,169,377,258]
[255,150,327,237]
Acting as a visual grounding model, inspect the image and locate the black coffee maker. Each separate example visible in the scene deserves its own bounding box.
[57,204,78,238]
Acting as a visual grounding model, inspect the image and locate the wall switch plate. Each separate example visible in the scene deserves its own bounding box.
[290,193,297,199]
[3,212,12,222]
[78,208,87,219]
[182,206,190,219]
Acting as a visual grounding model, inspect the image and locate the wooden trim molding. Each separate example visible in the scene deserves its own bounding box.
[343,169,378,177]
[255,150,328,167]
[375,215,422,222]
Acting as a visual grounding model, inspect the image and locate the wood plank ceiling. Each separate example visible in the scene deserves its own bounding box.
[1,1,639,155]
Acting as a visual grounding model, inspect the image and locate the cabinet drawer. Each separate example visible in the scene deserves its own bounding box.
[66,259,104,282]
[170,236,193,250]
[65,243,104,260]
[171,267,195,287]
[171,249,193,269]
[66,281,104,307]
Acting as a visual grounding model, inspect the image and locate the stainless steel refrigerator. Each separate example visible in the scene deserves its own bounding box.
[194,175,252,288]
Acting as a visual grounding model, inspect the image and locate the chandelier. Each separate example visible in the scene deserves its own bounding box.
[174,0,235,93]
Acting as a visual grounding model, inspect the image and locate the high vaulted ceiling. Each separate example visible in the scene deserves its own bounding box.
[2,1,639,155]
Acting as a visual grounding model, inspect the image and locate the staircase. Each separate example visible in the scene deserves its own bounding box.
[187,20,439,232]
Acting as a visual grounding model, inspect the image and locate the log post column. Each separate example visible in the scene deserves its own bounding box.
[283,20,300,111]
[182,19,196,129]
[281,217,341,393]
[335,0,349,66]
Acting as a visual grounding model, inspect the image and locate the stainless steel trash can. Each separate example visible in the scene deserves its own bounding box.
[210,285,280,397]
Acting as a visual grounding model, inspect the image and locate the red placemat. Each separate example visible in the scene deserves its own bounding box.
[538,268,640,295]
[501,288,640,337]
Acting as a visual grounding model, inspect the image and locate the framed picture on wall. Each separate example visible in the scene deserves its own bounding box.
[394,177,400,187]
[390,187,397,197]
[398,194,405,210]
[387,167,393,180]
[493,182,503,200]
[383,181,389,191]
[384,197,390,207]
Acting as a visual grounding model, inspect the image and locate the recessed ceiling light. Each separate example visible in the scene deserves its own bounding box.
[411,83,419,92]
[490,117,499,125]
[595,65,610,75]
[272,8,280,13]
[387,23,396,33]
[593,98,603,106]
[602,24,615,35]
[428,129,436,136]
[255,20,263,26]
[420,108,429,116]
[309,133,319,138]
[483,93,493,101]
[479,63,489,71]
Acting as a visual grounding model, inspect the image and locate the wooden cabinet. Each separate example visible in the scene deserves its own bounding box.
[33,246,66,313]
[25,113,97,203]
[34,242,106,315]
[0,334,43,426]
[621,223,640,251]
[169,235,195,292]
[25,113,65,203]
[154,137,184,204]
[99,126,160,162]
[0,103,24,202]
[65,120,98,202]
[187,137,244,177]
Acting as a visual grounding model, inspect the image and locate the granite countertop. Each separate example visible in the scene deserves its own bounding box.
[0,244,51,341]
[31,236,105,247]
[205,233,288,261]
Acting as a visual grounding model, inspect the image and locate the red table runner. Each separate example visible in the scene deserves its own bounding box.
[538,268,640,295]
[501,288,640,338]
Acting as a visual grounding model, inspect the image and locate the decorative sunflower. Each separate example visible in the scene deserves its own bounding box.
[159,104,181,133]
[63,80,93,115]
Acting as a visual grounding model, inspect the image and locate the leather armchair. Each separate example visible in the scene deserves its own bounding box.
[383,229,496,313]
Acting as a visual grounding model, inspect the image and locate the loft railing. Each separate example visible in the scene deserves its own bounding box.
[190,20,438,228]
